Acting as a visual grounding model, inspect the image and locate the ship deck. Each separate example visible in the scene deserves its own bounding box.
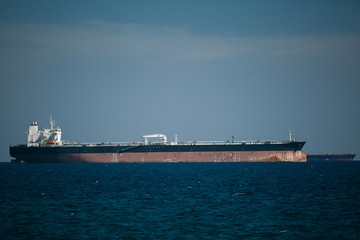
[11,140,298,148]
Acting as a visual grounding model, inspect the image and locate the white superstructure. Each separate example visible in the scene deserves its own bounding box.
[26,116,62,147]
[142,134,168,145]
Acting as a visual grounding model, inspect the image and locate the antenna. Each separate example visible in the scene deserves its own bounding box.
[289,129,292,141]
[175,134,178,144]
[50,116,55,129]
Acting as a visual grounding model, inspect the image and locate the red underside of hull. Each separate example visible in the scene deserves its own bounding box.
[18,151,307,163]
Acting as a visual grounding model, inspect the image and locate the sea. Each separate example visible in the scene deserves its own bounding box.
[1,162,360,239]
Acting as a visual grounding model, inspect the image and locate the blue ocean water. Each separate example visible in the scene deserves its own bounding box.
[1,162,360,239]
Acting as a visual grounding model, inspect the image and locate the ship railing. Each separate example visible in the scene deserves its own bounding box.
[177,140,285,145]
[61,141,146,147]
[59,140,288,147]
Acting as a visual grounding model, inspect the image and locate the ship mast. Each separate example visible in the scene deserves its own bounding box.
[50,116,55,129]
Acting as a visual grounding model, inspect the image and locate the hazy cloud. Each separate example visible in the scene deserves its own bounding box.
[1,20,359,63]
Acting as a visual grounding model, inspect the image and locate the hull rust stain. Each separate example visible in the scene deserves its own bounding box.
[17,151,307,163]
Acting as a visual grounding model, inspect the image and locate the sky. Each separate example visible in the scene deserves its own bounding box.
[1,0,360,161]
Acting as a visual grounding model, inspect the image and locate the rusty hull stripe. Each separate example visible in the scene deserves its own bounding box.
[42,151,307,163]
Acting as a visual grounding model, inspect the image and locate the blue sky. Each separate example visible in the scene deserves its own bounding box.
[1,0,360,161]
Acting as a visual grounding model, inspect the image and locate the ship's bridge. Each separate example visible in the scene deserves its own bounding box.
[26,116,62,147]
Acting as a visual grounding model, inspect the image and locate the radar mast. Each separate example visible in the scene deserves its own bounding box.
[50,116,55,129]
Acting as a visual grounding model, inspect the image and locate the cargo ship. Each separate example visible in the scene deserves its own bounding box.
[10,117,307,163]
[307,154,356,161]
